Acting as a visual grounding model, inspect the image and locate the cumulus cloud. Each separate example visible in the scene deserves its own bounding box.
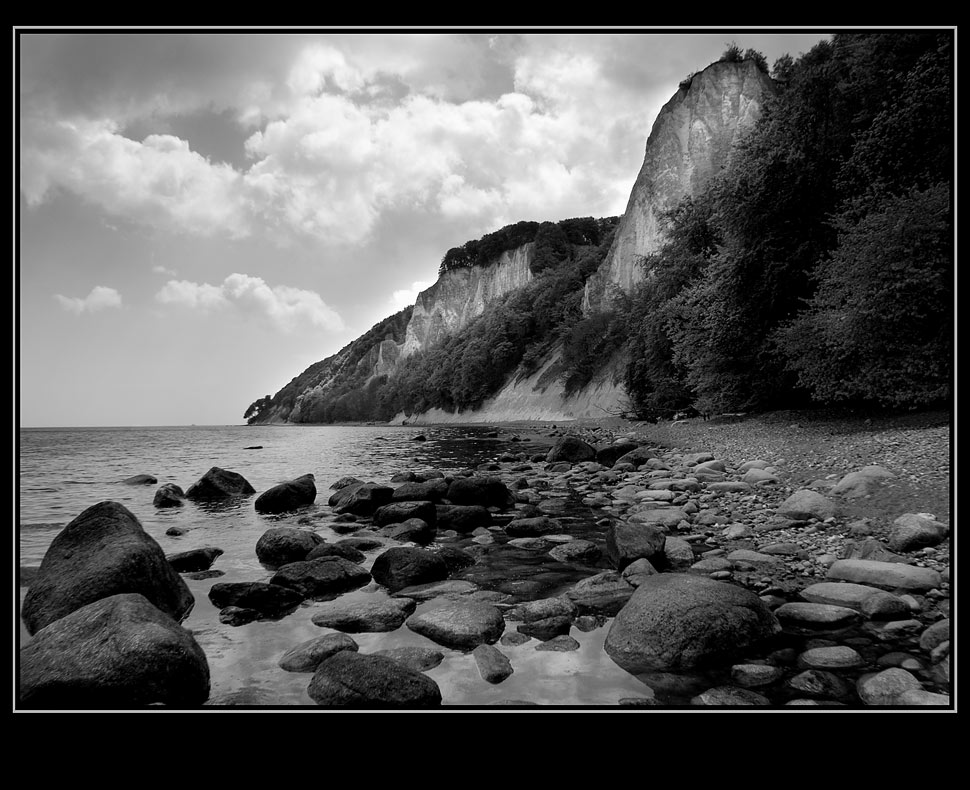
[53,285,122,314]
[151,264,178,277]
[154,273,343,333]
[389,280,433,312]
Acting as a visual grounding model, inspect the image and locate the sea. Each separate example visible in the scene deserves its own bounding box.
[17,423,659,708]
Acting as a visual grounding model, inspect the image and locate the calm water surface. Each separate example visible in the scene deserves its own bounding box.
[18,424,656,708]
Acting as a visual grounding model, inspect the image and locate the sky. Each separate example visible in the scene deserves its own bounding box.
[17,27,834,427]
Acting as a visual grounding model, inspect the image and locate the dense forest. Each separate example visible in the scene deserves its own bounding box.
[247,32,952,425]
[618,32,952,419]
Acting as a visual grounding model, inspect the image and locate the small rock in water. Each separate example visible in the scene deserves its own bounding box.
[535,635,580,652]
[473,644,514,684]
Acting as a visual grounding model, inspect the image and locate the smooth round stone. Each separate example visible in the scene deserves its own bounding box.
[689,557,733,574]
[865,619,923,642]
[730,664,784,687]
[278,633,359,672]
[775,602,860,628]
[534,635,579,652]
[876,652,924,671]
[800,582,886,610]
[857,668,922,705]
[897,689,951,706]
[797,645,864,670]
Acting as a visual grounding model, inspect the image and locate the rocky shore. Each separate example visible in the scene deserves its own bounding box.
[18,410,952,709]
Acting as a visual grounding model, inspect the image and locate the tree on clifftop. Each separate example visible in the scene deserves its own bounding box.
[244,396,272,424]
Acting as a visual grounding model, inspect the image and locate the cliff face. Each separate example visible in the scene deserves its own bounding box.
[584,60,775,309]
[254,59,774,425]
[402,245,534,356]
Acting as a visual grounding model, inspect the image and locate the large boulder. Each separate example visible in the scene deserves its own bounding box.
[21,501,195,635]
[20,593,210,708]
[374,501,437,528]
[380,518,436,545]
[207,581,303,617]
[405,599,506,650]
[255,527,325,568]
[606,521,666,571]
[826,559,941,592]
[604,574,781,673]
[327,481,394,516]
[831,466,895,498]
[370,547,449,592]
[278,633,359,673]
[270,557,372,599]
[445,477,515,509]
[435,504,492,532]
[505,516,563,537]
[546,436,596,464]
[308,651,441,707]
[254,474,316,514]
[185,467,256,501]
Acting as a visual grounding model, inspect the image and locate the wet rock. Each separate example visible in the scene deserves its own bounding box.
[535,635,580,652]
[330,476,364,491]
[391,480,449,503]
[689,556,734,575]
[548,540,601,564]
[270,557,372,599]
[517,615,572,641]
[185,467,255,501]
[372,646,445,672]
[826,559,941,592]
[306,542,367,564]
[857,668,922,706]
[505,516,562,537]
[628,506,690,529]
[19,593,210,708]
[865,619,923,642]
[153,483,185,508]
[391,579,479,602]
[663,537,695,572]
[379,518,437,545]
[185,569,224,581]
[435,504,493,533]
[278,633,359,672]
[166,546,224,573]
[605,574,780,673]
[691,686,771,706]
[371,547,448,592]
[564,571,635,616]
[218,606,260,626]
[308,652,441,707]
[546,436,597,463]
[887,513,949,553]
[406,599,505,650]
[430,546,477,574]
[254,473,316,515]
[165,526,187,536]
[255,527,325,568]
[501,631,533,646]
[21,501,195,635]
[310,597,416,633]
[776,489,836,521]
[473,644,513,683]
[328,482,394,516]
[446,477,515,509]
[123,474,157,485]
[374,501,437,528]
[606,521,666,571]
[208,582,303,617]
[510,596,577,623]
